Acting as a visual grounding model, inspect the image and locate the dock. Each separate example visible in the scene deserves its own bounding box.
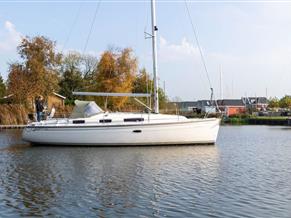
[0,125,26,129]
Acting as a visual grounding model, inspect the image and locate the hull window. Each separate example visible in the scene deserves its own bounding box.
[73,120,85,124]
[124,118,144,122]
[133,130,142,133]
[99,119,112,123]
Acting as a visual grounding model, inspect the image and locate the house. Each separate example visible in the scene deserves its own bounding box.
[197,100,216,113]
[242,97,268,111]
[47,92,66,109]
[174,100,217,114]
[174,101,198,113]
[172,96,268,117]
[217,99,246,116]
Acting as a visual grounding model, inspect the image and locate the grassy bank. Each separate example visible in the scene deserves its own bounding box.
[222,117,249,125]
[222,116,289,125]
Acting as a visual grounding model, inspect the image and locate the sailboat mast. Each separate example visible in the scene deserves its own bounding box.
[151,0,159,113]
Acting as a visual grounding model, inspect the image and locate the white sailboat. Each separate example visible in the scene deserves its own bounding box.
[22,0,220,146]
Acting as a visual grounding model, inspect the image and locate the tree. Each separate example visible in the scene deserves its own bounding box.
[279,96,291,108]
[268,97,279,108]
[7,63,30,104]
[17,36,61,98]
[133,68,152,94]
[158,87,167,109]
[6,36,61,106]
[82,54,98,82]
[59,52,84,100]
[133,68,168,110]
[95,48,137,110]
[0,74,6,98]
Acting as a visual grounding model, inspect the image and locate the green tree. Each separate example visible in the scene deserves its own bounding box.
[279,95,291,108]
[268,97,279,108]
[0,74,6,98]
[158,87,167,109]
[133,68,168,110]
[133,68,152,94]
[59,52,84,100]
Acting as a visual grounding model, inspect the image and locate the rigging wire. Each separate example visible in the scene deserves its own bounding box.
[83,0,102,54]
[184,0,213,92]
[184,0,222,115]
[142,3,152,107]
[61,3,83,53]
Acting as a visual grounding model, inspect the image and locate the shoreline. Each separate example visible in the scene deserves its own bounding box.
[222,116,291,126]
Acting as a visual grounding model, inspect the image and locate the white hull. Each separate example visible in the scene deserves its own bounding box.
[22,117,220,146]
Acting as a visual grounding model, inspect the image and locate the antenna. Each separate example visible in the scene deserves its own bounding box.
[163,80,166,95]
[231,79,234,98]
[265,87,268,99]
[220,65,223,100]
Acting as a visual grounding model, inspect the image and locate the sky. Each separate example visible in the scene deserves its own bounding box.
[1,0,291,101]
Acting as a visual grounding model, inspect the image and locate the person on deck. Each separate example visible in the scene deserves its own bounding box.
[35,96,44,122]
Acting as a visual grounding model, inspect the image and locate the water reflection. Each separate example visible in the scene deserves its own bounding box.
[1,127,291,217]
[0,129,220,217]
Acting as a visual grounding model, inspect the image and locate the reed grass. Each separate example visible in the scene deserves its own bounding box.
[0,104,28,125]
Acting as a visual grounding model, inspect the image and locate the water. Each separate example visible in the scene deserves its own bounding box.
[0,126,291,218]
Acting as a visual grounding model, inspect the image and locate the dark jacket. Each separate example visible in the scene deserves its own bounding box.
[35,100,44,112]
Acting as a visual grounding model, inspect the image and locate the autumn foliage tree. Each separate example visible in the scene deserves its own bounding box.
[6,64,31,104]
[95,48,137,110]
[7,36,61,105]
